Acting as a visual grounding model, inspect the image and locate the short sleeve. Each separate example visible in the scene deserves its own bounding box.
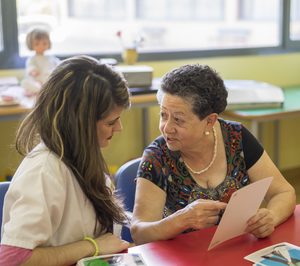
[242,126,264,169]
[137,141,168,192]
[1,154,67,249]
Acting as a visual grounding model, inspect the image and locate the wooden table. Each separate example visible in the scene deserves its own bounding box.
[0,93,158,120]
[0,90,158,147]
[2,86,300,153]
[0,104,31,121]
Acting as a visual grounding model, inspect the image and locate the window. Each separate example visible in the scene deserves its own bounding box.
[137,0,224,20]
[0,0,21,69]
[0,0,300,69]
[15,0,282,57]
[68,0,126,20]
[290,0,300,40]
[0,2,3,52]
[239,0,280,20]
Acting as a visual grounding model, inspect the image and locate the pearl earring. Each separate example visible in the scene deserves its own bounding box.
[205,131,210,136]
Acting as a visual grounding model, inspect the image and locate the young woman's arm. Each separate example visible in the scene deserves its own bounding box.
[0,233,129,266]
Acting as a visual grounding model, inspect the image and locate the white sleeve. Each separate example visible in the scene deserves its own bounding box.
[1,155,67,249]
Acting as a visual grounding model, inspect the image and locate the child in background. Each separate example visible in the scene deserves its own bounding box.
[21,28,60,96]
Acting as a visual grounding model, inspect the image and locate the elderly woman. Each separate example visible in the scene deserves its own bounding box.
[131,64,296,245]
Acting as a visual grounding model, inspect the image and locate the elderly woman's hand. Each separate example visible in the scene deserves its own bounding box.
[178,199,227,230]
[245,208,276,238]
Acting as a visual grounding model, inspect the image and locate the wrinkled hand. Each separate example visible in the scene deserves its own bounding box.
[179,199,227,230]
[95,233,130,255]
[245,208,276,238]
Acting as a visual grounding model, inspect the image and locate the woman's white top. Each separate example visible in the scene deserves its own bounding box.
[1,143,104,249]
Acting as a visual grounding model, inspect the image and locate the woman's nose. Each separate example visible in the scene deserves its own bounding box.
[163,119,175,134]
[114,119,123,132]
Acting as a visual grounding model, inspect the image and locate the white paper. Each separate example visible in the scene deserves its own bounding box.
[225,80,284,104]
[0,76,19,86]
[208,176,273,250]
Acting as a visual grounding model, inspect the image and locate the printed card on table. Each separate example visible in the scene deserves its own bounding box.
[245,242,300,265]
[76,253,147,266]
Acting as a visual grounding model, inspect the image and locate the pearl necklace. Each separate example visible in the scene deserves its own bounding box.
[183,127,217,175]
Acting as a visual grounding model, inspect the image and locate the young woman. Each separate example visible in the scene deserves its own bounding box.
[1,55,131,265]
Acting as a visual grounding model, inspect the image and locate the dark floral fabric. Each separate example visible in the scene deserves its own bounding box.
[137,119,251,218]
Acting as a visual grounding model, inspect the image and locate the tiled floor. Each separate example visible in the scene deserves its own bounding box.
[282,167,300,203]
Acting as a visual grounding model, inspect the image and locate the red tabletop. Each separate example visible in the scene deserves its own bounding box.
[129,205,300,266]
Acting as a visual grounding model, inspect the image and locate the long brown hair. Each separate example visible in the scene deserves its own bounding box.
[16,55,130,233]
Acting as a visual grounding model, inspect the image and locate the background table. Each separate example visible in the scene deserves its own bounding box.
[222,86,300,166]
[0,87,158,147]
[129,205,300,266]
[223,86,300,135]
[2,85,300,151]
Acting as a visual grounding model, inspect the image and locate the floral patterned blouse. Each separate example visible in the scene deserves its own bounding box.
[137,119,263,218]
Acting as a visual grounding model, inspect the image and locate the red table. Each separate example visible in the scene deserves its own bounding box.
[128,205,300,266]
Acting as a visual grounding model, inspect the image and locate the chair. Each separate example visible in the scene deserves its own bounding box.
[114,158,141,242]
[0,181,10,236]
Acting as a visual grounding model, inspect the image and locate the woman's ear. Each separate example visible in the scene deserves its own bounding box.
[206,113,218,127]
